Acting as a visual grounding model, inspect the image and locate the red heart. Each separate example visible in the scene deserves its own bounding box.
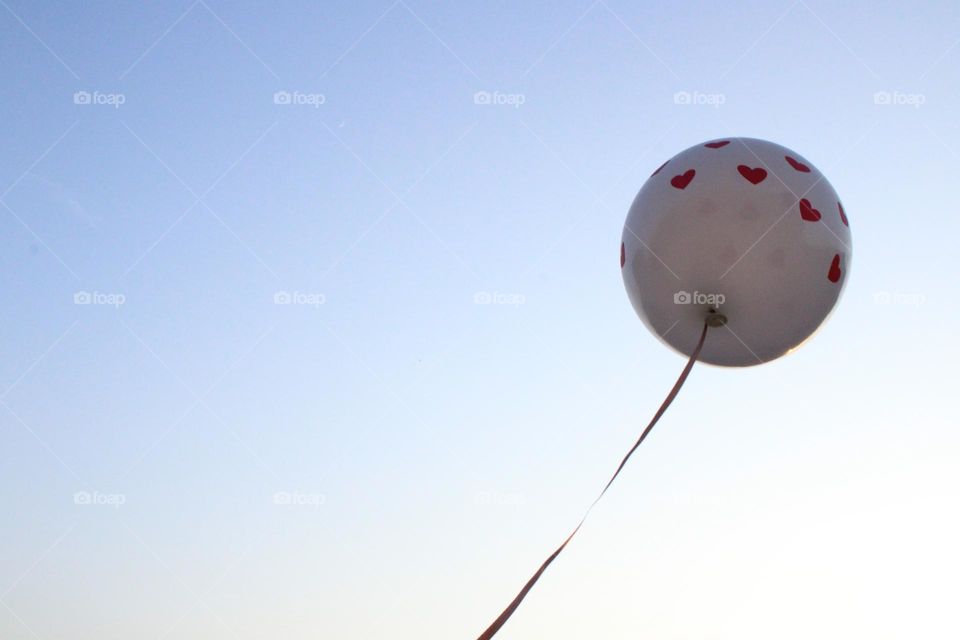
[838,202,849,227]
[828,254,842,283]
[799,198,821,221]
[705,141,730,149]
[670,169,695,189]
[737,165,767,184]
[651,160,668,177]
[620,242,625,268]
[785,155,811,172]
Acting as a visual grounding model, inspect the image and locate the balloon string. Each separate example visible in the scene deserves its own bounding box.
[476,321,710,640]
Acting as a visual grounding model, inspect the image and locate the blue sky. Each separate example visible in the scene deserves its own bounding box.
[1,1,958,638]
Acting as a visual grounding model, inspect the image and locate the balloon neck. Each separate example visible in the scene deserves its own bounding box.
[705,308,727,327]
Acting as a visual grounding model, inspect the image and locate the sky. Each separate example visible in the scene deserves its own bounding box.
[0,1,958,638]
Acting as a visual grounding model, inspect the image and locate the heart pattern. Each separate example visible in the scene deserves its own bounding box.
[799,198,821,222]
[644,143,847,292]
[785,156,811,172]
[670,169,695,190]
[828,254,842,282]
[737,165,767,185]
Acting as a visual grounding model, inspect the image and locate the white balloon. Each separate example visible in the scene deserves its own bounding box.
[621,138,852,367]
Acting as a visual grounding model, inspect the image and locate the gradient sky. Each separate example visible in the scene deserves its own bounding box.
[1,1,958,638]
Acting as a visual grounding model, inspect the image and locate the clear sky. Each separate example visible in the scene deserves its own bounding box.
[1,1,958,638]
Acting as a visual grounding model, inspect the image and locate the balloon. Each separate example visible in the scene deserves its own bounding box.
[621,138,851,366]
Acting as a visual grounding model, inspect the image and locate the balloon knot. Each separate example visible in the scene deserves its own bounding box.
[705,308,727,327]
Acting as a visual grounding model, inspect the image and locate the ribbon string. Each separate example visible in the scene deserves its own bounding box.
[476,322,710,640]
